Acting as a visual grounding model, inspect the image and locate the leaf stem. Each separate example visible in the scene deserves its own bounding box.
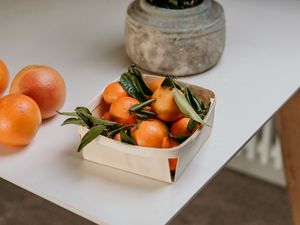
[130,98,156,112]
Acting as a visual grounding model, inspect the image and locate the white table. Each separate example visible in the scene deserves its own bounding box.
[0,0,300,224]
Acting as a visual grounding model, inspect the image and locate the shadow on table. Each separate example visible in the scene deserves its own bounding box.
[0,143,24,156]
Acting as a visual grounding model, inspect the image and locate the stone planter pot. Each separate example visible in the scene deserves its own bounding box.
[124,0,225,76]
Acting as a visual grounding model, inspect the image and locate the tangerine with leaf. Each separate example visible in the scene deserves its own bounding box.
[109,96,139,125]
[151,86,183,122]
[170,117,201,137]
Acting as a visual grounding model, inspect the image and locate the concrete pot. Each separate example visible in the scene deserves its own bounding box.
[125,0,225,76]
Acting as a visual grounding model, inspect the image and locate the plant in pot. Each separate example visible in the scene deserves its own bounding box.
[124,0,225,76]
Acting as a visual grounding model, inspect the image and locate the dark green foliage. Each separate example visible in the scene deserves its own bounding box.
[187,119,197,132]
[120,72,147,102]
[183,87,209,119]
[161,75,183,90]
[119,64,153,102]
[130,98,156,119]
[128,65,153,96]
[120,129,136,145]
[59,65,212,151]
[146,0,203,9]
[170,133,189,142]
[77,125,106,152]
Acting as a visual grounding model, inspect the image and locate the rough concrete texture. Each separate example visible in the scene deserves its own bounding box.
[0,169,292,225]
[125,0,225,76]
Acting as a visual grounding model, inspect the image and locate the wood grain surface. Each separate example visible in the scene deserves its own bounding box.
[277,89,300,225]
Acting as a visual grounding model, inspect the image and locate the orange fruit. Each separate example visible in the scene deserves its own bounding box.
[168,158,178,172]
[10,65,66,119]
[109,96,139,125]
[113,132,121,141]
[151,86,183,122]
[102,82,128,105]
[0,94,41,146]
[148,77,164,92]
[102,111,111,121]
[97,100,110,117]
[132,119,169,148]
[161,137,179,171]
[161,137,179,148]
[170,117,201,137]
[0,59,9,97]
[168,158,178,171]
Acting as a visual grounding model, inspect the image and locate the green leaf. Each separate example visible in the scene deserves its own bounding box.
[184,87,199,111]
[192,96,209,119]
[128,64,153,96]
[183,87,208,116]
[183,87,192,103]
[187,119,197,132]
[106,124,136,138]
[128,75,148,101]
[57,111,78,117]
[161,76,183,90]
[85,114,117,127]
[170,134,189,143]
[193,96,203,113]
[134,112,150,120]
[172,88,205,125]
[119,73,147,102]
[75,107,94,128]
[146,0,201,9]
[78,125,105,152]
[61,117,87,127]
[169,0,178,7]
[130,98,156,112]
[75,107,92,115]
[139,109,156,116]
[120,129,136,145]
[183,87,209,119]
[161,76,174,88]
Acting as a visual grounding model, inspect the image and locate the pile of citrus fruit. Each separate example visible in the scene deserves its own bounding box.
[0,59,66,147]
[60,65,210,171]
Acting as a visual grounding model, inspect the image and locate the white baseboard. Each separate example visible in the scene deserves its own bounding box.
[227,153,286,187]
[226,119,286,187]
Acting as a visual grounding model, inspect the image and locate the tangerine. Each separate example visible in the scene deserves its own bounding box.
[161,137,179,171]
[168,158,178,172]
[0,59,9,97]
[102,82,128,105]
[102,111,111,121]
[0,94,41,146]
[132,119,169,148]
[109,96,139,125]
[148,77,164,93]
[113,132,121,141]
[151,86,183,122]
[10,65,66,119]
[170,117,201,137]
[161,137,179,148]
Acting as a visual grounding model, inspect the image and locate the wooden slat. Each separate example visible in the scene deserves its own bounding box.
[276,89,300,225]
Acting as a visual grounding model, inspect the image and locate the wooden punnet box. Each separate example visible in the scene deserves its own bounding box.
[78,75,215,183]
